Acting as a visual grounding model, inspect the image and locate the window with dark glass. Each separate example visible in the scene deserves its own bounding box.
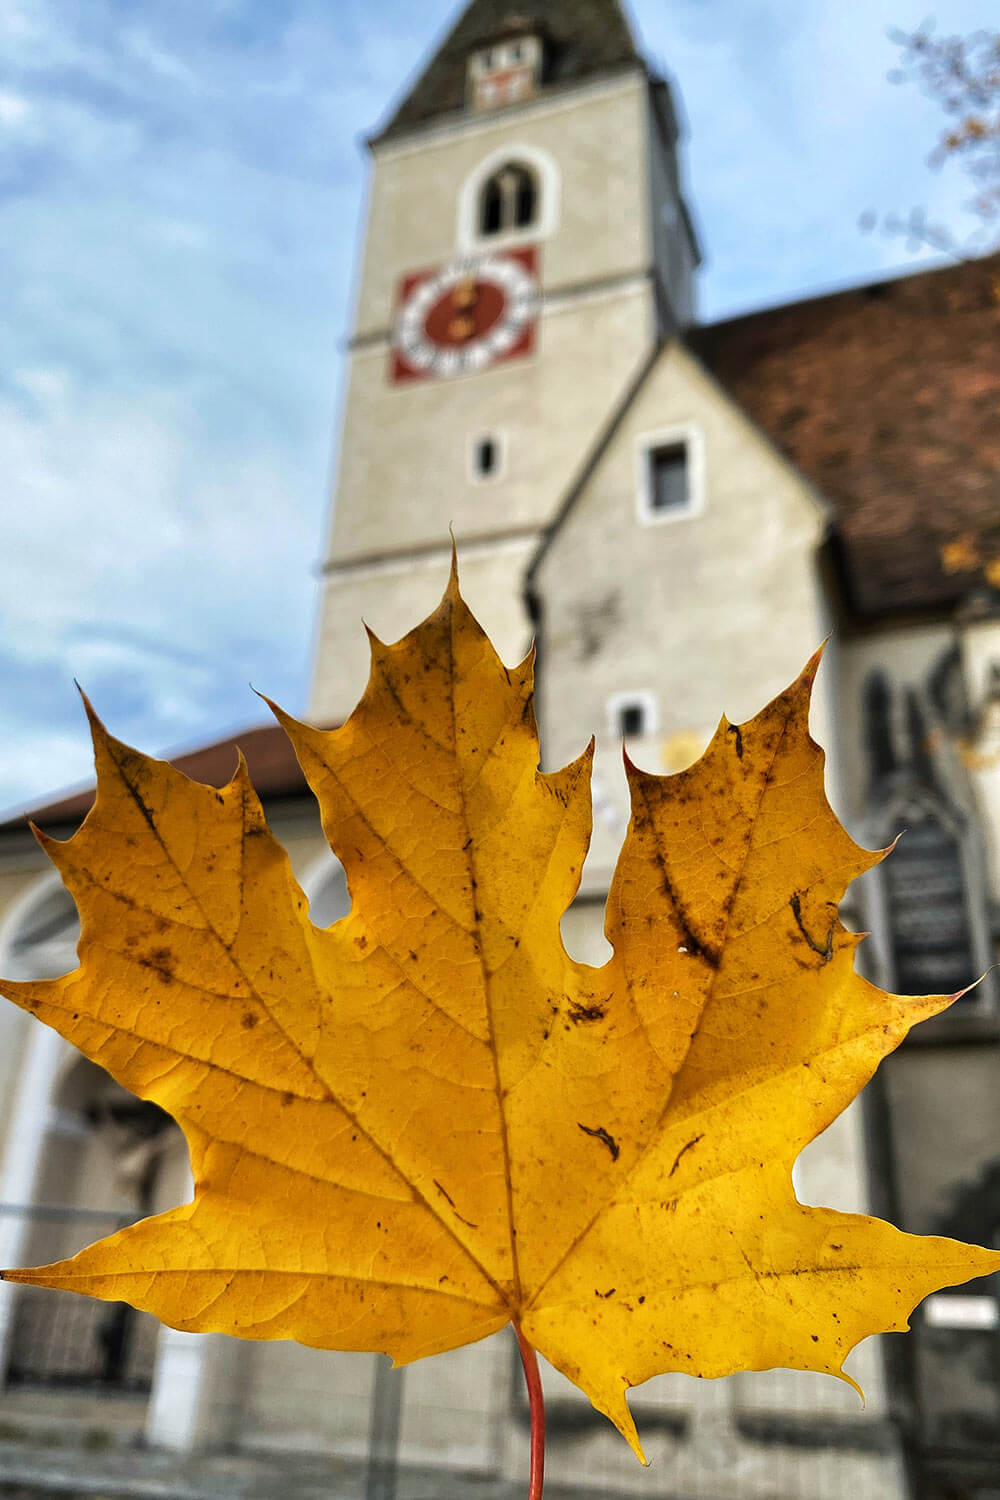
[480,177,503,235]
[617,702,646,738]
[478,163,537,236]
[514,169,535,227]
[883,810,977,996]
[474,436,498,478]
[648,441,689,514]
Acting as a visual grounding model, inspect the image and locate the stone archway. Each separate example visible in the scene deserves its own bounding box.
[6,1054,174,1393]
[0,873,200,1439]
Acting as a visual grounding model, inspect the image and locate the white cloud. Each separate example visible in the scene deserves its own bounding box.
[0,732,95,819]
[633,0,998,315]
[152,217,209,249]
[14,367,72,406]
[120,28,203,91]
[0,90,30,125]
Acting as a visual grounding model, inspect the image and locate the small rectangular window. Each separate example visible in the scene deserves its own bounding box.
[618,703,646,738]
[468,431,504,483]
[648,442,689,513]
[636,427,703,526]
[607,691,657,740]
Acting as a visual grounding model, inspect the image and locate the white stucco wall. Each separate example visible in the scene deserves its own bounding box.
[310,537,538,725]
[356,73,650,338]
[312,70,672,734]
[326,282,653,567]
[527,338,898,1450]
[534,338,829,880]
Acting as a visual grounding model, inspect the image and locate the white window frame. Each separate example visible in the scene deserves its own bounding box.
[457,142,560,251]
[635,423,705,526]
[467,429,507,484]
[469,35,541,78]
[924,1294,999,1330]
[607,690,658,740]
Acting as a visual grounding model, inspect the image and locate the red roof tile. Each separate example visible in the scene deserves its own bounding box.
[698,252,1000,618]
[3,722,317,835]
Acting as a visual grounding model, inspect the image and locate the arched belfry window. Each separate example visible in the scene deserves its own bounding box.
[458,144,558,249]
[478,162,537,237]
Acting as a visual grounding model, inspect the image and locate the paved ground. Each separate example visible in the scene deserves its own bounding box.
[0,1441,519,1500]
[0,1386,619,1500]
[0,1434,606,1500]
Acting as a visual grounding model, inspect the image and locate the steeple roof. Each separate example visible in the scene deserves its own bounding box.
[372,0,644,146]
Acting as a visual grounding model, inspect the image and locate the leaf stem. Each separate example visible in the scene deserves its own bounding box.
[515,1323,545,1500]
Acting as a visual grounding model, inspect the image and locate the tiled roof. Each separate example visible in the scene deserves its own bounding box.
[696,252,1000,619]
[372,0,642,145]
[3,722,316,835]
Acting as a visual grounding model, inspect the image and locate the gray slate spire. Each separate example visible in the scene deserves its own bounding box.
[372,0,644,145]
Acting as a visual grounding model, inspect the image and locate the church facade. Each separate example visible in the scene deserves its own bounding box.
[0,2,998,1497]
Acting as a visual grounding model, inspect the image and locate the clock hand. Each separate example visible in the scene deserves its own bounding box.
[447,277,480,342]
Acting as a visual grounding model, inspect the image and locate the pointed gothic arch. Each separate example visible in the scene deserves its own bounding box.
[860,669,997,1012]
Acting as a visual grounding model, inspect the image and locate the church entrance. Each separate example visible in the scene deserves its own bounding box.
[4,1057,174,1396]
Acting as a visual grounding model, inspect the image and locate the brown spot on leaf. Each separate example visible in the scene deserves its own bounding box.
[790,893,834,963]
[578,1123,620,1161]
[568,999,607,1024]
[668,1134,704,1178]
[139,947,175,982]
[433,1179,478,1230]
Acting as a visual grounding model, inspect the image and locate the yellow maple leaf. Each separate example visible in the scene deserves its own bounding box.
[2,567,998,1465]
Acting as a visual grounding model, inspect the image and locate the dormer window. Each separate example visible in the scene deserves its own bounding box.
[468,31,543,113]
[479,162,537,236]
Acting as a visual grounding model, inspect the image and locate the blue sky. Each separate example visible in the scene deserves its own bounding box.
[1,0,995,815]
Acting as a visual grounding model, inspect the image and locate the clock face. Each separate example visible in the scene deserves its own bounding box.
[390,248,539,384]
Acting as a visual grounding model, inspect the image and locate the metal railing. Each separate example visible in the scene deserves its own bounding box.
[0,1203,157,1392]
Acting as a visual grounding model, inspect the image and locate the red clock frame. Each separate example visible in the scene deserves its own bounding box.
[389,247,539,385]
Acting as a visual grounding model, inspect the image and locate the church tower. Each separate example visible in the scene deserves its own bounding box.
[310,0,700,724]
